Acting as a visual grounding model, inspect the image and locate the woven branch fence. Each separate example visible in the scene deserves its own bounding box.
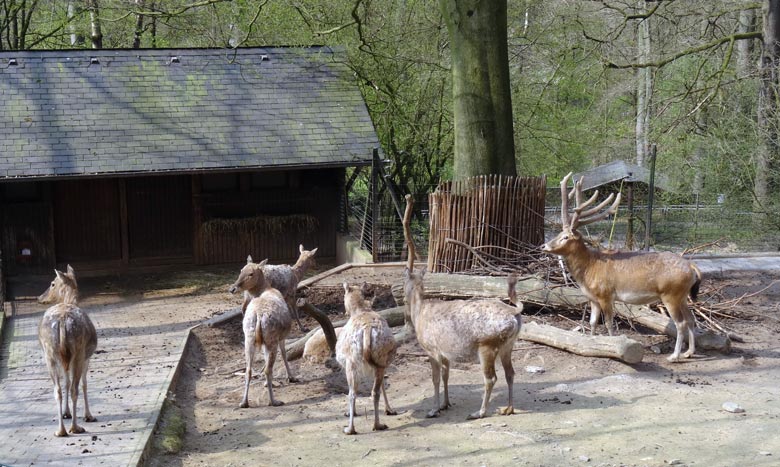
[427,174,547,273]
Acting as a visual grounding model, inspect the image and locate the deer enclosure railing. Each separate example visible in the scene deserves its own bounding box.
[426,175,547,273]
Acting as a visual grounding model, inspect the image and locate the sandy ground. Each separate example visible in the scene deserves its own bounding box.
[145,266,780,467]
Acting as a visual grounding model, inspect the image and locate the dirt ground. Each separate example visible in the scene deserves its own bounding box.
[145,265,780,467]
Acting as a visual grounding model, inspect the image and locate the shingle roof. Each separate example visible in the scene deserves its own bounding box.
[573,160,673,192]
[0,47,379,180]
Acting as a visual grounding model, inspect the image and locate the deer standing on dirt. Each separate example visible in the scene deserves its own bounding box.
[403,268,522,419]
[541,172,702,362]
[336,283,397,435]
[230,256,299,408]
[37,265,98,437]
[241,245,318,334]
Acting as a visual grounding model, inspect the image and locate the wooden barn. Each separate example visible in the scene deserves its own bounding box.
[0,47,379,295]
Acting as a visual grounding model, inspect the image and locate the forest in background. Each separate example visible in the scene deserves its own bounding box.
[2,0,778,249]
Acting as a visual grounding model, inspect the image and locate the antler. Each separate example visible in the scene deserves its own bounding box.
[559,173,622,231]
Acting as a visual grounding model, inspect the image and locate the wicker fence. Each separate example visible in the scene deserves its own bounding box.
[426,175,547,273]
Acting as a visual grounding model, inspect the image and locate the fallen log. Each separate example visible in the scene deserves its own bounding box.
[391,273,586,309]
[284,306,407,361]
[614,303,731,353]
[519,321,645,364]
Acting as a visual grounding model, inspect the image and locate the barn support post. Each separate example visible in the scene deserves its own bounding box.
[118,179,130,268]
[371,149,380,263]
[191,175,203,264]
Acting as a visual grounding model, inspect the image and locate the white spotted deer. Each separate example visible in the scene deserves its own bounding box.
[240,245,318,334]
[336,283,397,435]
[229,256,299,408]
[541,172,702,362]
[403,268,522,419]
[37,265,98,437]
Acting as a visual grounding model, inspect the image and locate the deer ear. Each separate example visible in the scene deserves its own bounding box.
[299,244,304,253]
[403,267,410,279]
[66,264,75,278]
[420,266,427,278]
[55,269,64,280]
[247,255,253,264]
[343,282,349,293]
[258,258,268,267]
[310,247,318,255]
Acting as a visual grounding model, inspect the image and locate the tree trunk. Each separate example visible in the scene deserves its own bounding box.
[520,321,645,364]
[737,8,757,77]
[67,1,85,47]
[635,3,652,167]
[756,0,780,212]
[86,0,103,49]
[439,0,516,179]
[132,0,145,49]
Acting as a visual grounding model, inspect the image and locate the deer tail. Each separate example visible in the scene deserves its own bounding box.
[507,273,518,307]
[255,317,264,348]
[57,319,72,372]
[362,327,375,368]
[689,264,703,302]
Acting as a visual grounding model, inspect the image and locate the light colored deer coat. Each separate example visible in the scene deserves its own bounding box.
[37,265,98,437]
[403,268,522,419]
[230,256,298,408]
[542,172,702,362]
[241,245,318,333]
[336,283,397,434]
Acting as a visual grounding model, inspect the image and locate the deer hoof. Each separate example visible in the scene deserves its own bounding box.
[667,354,682,363]
[55,428,68,437]
[239,401,249,409]
[85,415,97,423]
[69,425,85,434]
[269,400,285,407]
[62,412,72,420]
[288,376,300,383]
[385,409,398,416]
[466,411,485,420]
[373,423,388,431]
[343,426,357,435]
[498,406,515,416]
[425,409,440,418]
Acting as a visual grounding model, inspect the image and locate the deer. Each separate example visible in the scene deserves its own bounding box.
[240,245,318,334]
[403,268,522,419]
[336,283,398,435]
[229,256,299,408]
[37,265,98,437]
[541,172,702,362]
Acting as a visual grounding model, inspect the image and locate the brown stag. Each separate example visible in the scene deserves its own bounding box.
[541,173,702,362]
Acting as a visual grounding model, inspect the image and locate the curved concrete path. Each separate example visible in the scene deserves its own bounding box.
[0,292,226,466]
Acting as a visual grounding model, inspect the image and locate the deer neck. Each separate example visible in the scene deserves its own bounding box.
[59,288,79,306]
[405,285,425,328]
[561,239,599,285]
[291,259,310,281]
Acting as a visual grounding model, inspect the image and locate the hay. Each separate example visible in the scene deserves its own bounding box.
[201,214,318,238]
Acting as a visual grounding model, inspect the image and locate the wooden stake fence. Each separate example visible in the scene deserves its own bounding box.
[427,174,547,273]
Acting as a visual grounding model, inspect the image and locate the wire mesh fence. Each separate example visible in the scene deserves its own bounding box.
[345,177,780,263]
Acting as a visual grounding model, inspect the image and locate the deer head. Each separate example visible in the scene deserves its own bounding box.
[342,282,371,317]
[293,244,318,272]
[229,255,269,295]
[38,265,79,305]
[541,172,621,255]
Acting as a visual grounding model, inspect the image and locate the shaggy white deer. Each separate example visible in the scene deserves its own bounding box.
[37,265,98,437]
[403,268,522,419]
[240,245,318,333]
[541,172,702,362]
[336,283,397,435]
[229,256,299,408]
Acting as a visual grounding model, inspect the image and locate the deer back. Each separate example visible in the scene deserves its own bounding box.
[243,288,291,348]
[38,304,97,369]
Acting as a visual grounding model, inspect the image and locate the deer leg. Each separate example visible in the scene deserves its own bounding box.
[239,337,255,408]
[264,346,284,406]
[440,356,452,410]
[468,347,498,420]
[68,362,85,434]
[81,360,96,422]
[497,344,515,416]
[602,301,616,336]
[62,370,72,419]
[343,362,357,435]
[683,305,697,358]
[278,341,299,383]
[426,357,442,418]
[588,301,602,335]
[48,359,68,437]
[381,375,397,416]
[372,367,389,431]
[288,298,309,334]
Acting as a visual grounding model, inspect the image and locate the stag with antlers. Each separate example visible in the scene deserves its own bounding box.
[541,173,702,362]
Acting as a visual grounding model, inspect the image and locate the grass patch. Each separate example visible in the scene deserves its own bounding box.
[155,396,186,455]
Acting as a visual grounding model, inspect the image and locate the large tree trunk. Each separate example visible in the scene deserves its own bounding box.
[86,0,103,49]
[439,0,516,179]
[635,3,652,167]
[737,8,757,77]
[756,0,780,212]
